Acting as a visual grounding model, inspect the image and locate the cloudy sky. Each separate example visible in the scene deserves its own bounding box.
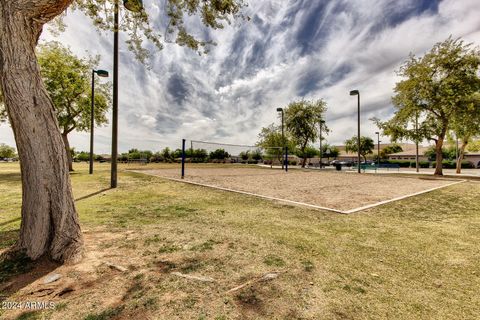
[1,0,480,153]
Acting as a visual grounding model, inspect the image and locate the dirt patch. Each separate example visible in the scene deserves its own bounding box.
[142,167,457,211]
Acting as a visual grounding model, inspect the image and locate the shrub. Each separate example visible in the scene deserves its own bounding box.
[442,160,456,169]
[461,161,475,168]
[288,160,297,165]
[247,160,258,164]
[431,161,457,168]
[388,160,411,167]
[419,161,430,168]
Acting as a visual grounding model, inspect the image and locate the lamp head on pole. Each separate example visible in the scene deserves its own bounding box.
[375,131,379,135]
[350,90,359,96]
[94,69,109,77]
[276,108,283,112]
[124,0,143,12]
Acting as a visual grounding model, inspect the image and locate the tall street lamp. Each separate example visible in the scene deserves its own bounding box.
[375,131,380,167]
[111,0,143,188]
[90,69,109,175]
[319,120,325,169]
[350,90,361,173]
[415,111,419,173]
[277,107,284,169]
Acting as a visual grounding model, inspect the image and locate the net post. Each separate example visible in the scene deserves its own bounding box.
[285,147,288,172]
[181,139,186,179]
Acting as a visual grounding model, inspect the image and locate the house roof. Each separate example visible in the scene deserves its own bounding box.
[388,147,430,157]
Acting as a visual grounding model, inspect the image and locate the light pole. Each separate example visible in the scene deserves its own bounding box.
[111,0,143,188]
[90,69,109,175]
[415,111,419,173]
[375,131,380,167]
[319,120,325,169]
[350,90,361,173]
[277,107,284,169]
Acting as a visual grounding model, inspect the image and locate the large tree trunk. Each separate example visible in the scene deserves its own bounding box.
[301,141,308,168]
[434,138,445,176]
[456,136,469,174]
[62,132,74,172]
[0,0,83,262]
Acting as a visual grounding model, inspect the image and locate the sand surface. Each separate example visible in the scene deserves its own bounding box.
[144,167,455,211]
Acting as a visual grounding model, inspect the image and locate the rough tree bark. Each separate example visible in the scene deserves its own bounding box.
[300,141,308,168]
[434,137,445,176]
[0,0,83,262]
[456,136,469,174]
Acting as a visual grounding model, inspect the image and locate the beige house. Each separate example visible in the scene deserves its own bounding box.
[464,153,480,168]
[387,147,430,162]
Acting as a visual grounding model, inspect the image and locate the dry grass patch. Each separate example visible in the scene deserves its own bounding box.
[0,163,479,319]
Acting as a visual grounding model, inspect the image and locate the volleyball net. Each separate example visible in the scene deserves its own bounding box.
[180,139,288,177]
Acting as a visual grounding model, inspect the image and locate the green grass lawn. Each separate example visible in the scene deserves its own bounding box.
[0,162,479,319]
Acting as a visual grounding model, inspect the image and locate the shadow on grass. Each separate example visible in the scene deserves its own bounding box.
[0,218,21,228]
[75,188,111,202]
[0,172,21,186]
[0,230,19,250]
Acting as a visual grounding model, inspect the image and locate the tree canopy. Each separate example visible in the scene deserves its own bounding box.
[449,92,480,172]
[39,41,111,170]
[256,123,296,163]
[375,37,480,175]
[345,136,374,162]
[38,42,111,135]
[380,144,403,159]
[68,0,247,63]
[284,99,328,167]
[0,143,16,158]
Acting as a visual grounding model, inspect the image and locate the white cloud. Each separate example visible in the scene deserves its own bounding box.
[1,0,479,153]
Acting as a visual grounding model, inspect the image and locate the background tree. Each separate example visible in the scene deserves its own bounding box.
[345,136,374,163]
[75,151,91,162]
[376,37,480,176]
[209,149,229,160]
[424,146,451,162]
[161,147,174,162]
[450,92,480,173]
[239,151,250,161]
[0,143,16,158]
[0,0,245,262]
[256,123,296,165]
[37,41,111,171]
[284,99,328,167]
[379,144,403,160]
[468,139,480,152]
[321,144,339,161]
[190,149,208,163]
[296,145,318,159]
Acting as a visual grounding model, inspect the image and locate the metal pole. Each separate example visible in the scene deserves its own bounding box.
[357,93,361,173]
[319,122,322,169]
[89,70,95,174]
[281,110,284,169]
[190,140,193,162]
[285,146,288,172]
[111,0,119,188]
[415,111,419,173]
[181,139,186,179]
[377,133,380,167]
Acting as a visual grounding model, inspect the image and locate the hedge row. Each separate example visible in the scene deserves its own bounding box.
[431,160,475,169]
[384,160,475,169]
